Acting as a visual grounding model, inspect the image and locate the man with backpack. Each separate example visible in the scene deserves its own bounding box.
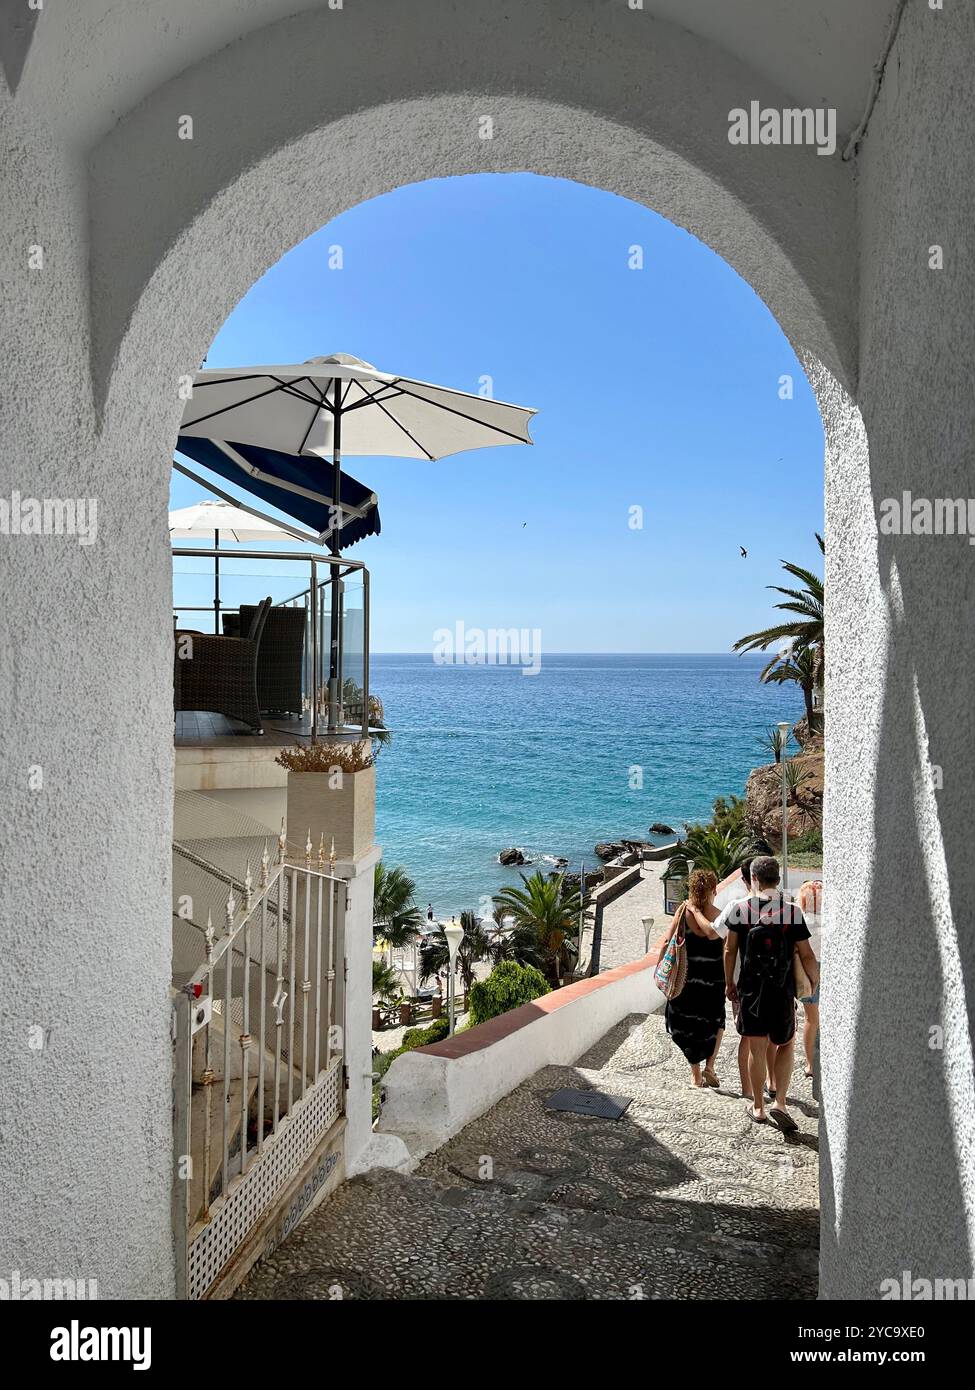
[722,856,819,1132]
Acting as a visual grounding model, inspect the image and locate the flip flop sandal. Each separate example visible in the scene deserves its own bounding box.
[765,1085,777,1101]
[745,1104,767,1124]
[703,1071,720,1088]
[768,1107,799,1134]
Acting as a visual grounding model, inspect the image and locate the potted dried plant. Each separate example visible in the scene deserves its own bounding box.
[276,739,376,862]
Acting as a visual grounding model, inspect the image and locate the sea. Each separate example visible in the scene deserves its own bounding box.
[372,652,799,917]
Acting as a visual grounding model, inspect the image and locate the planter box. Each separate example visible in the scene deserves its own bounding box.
[286,764,375,863]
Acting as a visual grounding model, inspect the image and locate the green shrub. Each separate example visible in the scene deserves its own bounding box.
[710,793,748,838]
[790,827,823,854]
[402,1017,450,1050]
[468,961,550,1028]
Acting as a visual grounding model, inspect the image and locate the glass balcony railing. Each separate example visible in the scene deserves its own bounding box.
[173,548,372,740]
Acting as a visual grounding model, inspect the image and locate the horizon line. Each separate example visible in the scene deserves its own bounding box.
[369,649,762,656]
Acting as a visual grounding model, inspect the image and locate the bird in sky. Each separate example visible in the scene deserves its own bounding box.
[740,546,748,558]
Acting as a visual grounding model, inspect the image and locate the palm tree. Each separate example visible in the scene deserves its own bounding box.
[760,643,819,732]
[756,723,791,764]
[373,863,423,968]
[418,910,491,998]
[482,908,546,971]
[492,871,584,985]
[666,826,752,882]
[372,958,402,1028]
[783,758,821,828]
[733,534,824,690]
[372,958,401,1003]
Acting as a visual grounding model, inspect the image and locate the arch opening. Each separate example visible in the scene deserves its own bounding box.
[157,151,869,1300]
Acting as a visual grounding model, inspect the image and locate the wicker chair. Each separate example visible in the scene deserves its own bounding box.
[174,597,272,733]
[222,605,306,716]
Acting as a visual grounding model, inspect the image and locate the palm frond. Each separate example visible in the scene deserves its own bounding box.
[733,621,817,652]
[777,561,824,595]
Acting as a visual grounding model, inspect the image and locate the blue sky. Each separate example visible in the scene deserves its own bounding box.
[170,173,824,651]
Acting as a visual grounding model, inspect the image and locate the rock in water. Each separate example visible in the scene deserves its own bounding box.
[594,841,627,861]
[499,847,528,866]
[649,822,675,835]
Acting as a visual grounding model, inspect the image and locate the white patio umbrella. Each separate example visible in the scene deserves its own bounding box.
[168,498,310,544]
[169,498,318,632]
[177,352,536,703]
[177,352,536,462]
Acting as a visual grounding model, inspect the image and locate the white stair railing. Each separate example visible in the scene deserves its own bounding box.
[172,826,346,1299]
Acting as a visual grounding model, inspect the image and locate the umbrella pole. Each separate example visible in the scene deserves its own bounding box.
[214,528,220,634]
[328,381,342,734]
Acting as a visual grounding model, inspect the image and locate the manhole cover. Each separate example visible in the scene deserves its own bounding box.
[544,1087,632,1120]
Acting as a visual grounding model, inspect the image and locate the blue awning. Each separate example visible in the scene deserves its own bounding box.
[174,435,381,547]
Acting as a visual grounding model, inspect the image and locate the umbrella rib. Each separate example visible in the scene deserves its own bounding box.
[296,379,329,456]
[342,383,407,413]
[390,382,532,445]
[180,380,292,433]
[352,381,436,460]
[185,375,330,435]
[273,377,335,409]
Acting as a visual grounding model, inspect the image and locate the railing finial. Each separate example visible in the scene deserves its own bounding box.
[305,827,313,863]
[278,817,287,864]
[260,839,270,888]
[329,837,336,870]
[204,911,215,960]
[318,832,326,867]
[225,885,237,930]
[244,861,253,909]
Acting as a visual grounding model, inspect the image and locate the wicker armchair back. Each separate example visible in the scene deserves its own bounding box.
[233,604,306,716]
[174,596,272,732]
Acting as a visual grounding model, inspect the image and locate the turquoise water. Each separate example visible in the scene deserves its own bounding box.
[372,653,798,916]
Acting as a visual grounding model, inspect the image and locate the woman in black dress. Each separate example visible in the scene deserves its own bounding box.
[664,869,726,1087]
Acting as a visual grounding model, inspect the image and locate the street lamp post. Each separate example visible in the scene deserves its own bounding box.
[778,720,791,893]
[443,918,465,1036]
[578,860,586,970]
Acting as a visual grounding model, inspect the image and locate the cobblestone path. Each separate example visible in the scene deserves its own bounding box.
[237,1007,819,1300]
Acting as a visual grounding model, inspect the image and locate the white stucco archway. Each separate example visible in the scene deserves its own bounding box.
[9,0,973,1302]
[99,63,871,1284]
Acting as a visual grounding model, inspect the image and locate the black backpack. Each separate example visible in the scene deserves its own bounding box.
[742,900,793,990]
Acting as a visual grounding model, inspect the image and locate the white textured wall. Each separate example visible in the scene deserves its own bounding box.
[380,964,663,1162]
[819,0,975,1297]
[0,119,175,1296]
[1,0,970,1299]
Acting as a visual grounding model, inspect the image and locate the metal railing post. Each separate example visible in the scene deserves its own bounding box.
[362,567,371,743]
[171,994,192,1300]
[335,572,345,731]
[309,559,318,742]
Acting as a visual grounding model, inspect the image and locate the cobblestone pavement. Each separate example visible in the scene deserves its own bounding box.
[591,865,671,971]
[237,1005,819,1301]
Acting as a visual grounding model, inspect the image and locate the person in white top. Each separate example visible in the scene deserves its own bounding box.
[796,880,823,1080]
[712,857,754,1098]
